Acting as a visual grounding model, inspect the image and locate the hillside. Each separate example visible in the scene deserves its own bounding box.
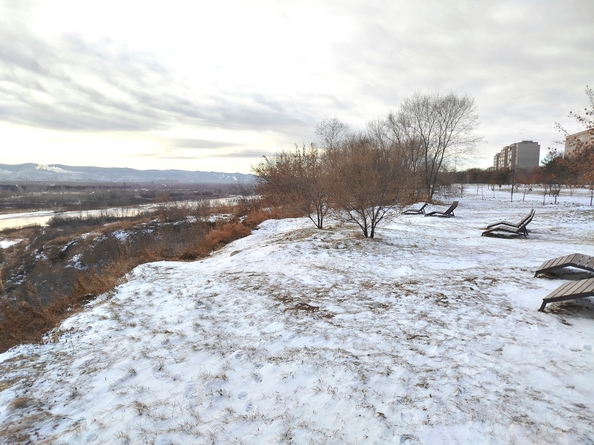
[1,188,593,444]
[0,163,255,184]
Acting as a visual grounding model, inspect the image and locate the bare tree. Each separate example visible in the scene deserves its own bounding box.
[327,129,411,238]
[316,117,350,150]
[386,112,426,200]
[294,144,332,229]
[252,144,331,228]
[390,92,480,200]
[253,151,301,209]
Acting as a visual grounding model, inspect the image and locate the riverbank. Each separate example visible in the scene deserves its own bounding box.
[0,200,276,353]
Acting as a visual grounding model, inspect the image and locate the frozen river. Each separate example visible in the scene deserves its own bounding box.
[0,207,146,231]
[0,196,250,231]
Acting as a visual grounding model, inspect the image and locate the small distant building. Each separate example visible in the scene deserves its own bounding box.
[493,140,540,170]
[565,129,594,158]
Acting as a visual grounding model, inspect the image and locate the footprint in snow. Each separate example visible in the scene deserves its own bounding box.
[85,433,98,443]
[584,344,592,351]
[238,391,248,399]
[254,373,263,383]
[401,411,415,422]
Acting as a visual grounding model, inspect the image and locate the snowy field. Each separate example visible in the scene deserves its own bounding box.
[1,187,593,444]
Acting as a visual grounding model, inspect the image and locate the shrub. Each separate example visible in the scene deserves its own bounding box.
[204,222,251,249]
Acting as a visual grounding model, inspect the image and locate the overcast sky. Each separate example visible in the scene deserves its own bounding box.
[1,0,592,173]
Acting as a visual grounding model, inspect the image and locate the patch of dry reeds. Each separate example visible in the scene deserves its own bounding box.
[0,201,276,353]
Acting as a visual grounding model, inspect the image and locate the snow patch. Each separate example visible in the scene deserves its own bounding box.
[35,163,68,173]
[0,239,22,249]
[112,230,130,242]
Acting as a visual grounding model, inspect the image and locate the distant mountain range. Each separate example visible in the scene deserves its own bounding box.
[0,163,255,184]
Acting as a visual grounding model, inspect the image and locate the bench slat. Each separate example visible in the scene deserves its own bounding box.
[540,278,594,311]
[535,253,594,277]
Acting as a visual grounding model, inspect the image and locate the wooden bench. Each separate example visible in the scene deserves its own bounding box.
[538,278,594,312]
[402,202,428,215]
[486,209,534,230]
[534,253,594,277]
[481,211,534,238]
[424,201,458,218]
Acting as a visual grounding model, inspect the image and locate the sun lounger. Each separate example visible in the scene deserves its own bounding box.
[481,211,534,238]
[534,253,594,277]
[538,277,594,312]
[402,202,428,215]
[424,201,458,218]
[486,209,535,230]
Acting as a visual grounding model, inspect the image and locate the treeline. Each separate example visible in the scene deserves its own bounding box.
[538,145,594,191]
[253,92,480,238]
[456,143,594,191]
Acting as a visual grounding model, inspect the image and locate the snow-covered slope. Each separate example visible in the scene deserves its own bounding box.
[1,189,593,444]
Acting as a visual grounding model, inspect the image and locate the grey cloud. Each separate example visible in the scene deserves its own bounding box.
[0,43,45,74]
[0,27,313,135]
[213,149,270,159]
[330,1,592,99]
[170,139,246,149]
[138,148,267,160]
[137,136,269,161]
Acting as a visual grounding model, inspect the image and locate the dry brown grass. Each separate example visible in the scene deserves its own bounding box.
[204,222,252,248]
[0,294,86,351]
[242,207,289,227]
[0,202,275,353]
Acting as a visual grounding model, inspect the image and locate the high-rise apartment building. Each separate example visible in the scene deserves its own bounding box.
[565,129,593,158]
[493,141,540,170]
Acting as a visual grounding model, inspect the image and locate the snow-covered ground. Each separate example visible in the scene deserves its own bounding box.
[1,188,593,444]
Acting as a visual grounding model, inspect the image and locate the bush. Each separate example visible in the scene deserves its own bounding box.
[204,222,251,249]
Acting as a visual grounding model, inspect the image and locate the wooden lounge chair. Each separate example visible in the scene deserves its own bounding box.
[424,201,458,218]
[481,212,534,238]
[486,209,535,230]
[402,202,428,215]
[534,253,594,277]
[538,277,594,312]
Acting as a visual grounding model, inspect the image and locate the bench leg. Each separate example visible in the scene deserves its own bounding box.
[538,301,548,312]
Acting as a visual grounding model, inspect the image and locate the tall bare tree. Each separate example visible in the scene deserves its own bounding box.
[315,117,350,150]
[389,92,480,200]
[386,112,426,200]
